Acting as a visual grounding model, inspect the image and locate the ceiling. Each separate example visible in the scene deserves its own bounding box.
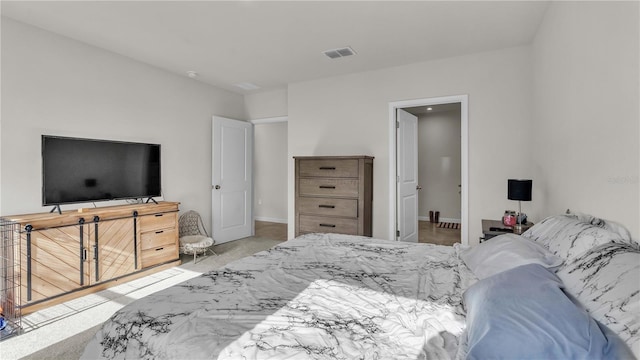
[405,102,461,116]
[1,1,549,94]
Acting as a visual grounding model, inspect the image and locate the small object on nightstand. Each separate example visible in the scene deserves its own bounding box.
[502,210,516,226]
[490,227,513,233]
[482,219,533,242]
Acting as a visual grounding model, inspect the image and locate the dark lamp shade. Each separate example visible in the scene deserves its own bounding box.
[508,179,532,201]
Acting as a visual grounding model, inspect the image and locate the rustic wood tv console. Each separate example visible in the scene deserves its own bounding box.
[4,201,180,314]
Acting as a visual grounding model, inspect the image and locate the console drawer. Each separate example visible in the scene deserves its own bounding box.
[141,244,178,267]
[140,228,177,251]
[139,212,177,232]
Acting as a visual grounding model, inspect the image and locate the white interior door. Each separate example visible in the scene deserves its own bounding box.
[212,116,253,243]
[396,109,419,242]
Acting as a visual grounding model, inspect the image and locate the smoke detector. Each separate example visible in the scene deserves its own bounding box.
[323,46,356,59]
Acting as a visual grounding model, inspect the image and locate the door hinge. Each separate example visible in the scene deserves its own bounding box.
[397,175,400,183]
[396,230,400,237]
[396,120,400,129]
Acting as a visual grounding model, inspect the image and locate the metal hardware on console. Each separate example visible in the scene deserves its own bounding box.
[0,219,22,339]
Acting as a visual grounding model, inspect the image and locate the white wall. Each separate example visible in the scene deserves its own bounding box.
[253,122,288,223]
[532,1,639,240]
[0,18,246,233]
[288,46,534,243]
[244,89,288,120]
[245,88,289,224]
[418,108,462,222]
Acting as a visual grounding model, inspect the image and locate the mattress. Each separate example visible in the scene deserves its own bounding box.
[82,233,475,359]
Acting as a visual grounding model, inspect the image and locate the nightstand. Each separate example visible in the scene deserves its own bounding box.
[480,219,533,242]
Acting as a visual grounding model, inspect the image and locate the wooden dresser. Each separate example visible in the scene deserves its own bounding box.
[4,201,180,313]
[294,156,373,237]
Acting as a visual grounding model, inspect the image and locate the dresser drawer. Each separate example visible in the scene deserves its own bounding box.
[297,197,358,218]
[299,178,359,197]
[141,244,178,267]
[298,159,359,178]
[299,215,358,235]
[139,212,177,232]
[140,228,177,251]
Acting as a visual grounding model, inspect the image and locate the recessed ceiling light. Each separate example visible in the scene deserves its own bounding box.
[234,82,260,90]
[427,107,433,111]
[186,71,198,78]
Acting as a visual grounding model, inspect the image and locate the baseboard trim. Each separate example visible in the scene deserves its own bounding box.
[418,216,461,224]
[254,216,288,224]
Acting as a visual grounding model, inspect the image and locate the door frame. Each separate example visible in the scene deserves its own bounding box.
[388,95,469,245]
[249,116,288,224]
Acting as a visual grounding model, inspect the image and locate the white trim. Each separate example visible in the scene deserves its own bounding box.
[417,216,461,223]
[254,216,288,224]
[250,116,288,125]
[389,95,469,245]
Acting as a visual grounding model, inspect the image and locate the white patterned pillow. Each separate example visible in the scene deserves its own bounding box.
[521,215,629,261]
[460,234,563,279]
[570,212,634,244]
[557,242,640,358]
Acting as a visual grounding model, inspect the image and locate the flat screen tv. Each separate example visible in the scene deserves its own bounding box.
[42,135,161,209]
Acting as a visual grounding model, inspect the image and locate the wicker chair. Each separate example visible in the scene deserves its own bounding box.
[178,210,216,263]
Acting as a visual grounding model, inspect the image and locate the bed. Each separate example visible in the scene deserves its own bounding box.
[82,215,639,359]
[82,233,476,359]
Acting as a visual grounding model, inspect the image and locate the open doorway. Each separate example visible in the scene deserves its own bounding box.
[388,95,469,245]
[404,104,461,245]
[252,117,288,241]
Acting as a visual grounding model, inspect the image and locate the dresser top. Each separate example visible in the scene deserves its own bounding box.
[293,155,374,160]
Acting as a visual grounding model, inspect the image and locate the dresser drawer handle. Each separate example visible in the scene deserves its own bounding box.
[155,214,163,217]
[318,205,335,209]
[155,230,164,234]
[155,247,164,251]
[319,223,336,228]
[319,185,336,189]
[319,167,336,170]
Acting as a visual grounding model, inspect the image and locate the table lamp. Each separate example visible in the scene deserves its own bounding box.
[508,179,532,233]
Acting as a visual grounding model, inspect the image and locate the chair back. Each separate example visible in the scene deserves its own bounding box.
[179,210,209,237]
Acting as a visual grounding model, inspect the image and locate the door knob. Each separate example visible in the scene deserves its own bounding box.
[214,185,221,190]
[416,185,423,190]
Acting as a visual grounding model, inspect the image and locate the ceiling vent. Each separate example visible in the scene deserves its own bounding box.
[323,46,356,59]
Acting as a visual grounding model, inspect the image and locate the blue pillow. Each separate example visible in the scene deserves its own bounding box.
[463,263,633,360]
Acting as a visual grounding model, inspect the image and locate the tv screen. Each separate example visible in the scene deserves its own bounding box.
[42,136,161,205]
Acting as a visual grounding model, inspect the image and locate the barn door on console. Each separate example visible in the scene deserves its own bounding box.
[89,217,135,284]
[21,225,88,304]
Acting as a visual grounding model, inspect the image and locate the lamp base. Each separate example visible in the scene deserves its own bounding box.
[513,223,524,235]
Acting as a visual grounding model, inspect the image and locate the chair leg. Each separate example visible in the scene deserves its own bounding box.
[194,251,197,264]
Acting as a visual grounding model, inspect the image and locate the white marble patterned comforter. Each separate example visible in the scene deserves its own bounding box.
[82,233,475,360]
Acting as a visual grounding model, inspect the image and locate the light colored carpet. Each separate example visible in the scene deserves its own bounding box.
[16,236,285,360]
[20,324,103,360]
